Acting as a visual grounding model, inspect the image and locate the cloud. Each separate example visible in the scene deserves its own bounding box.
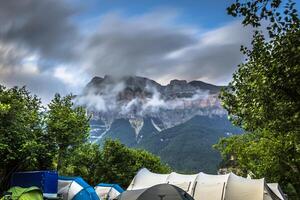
[0,0,79,63]
[0,0,84,102]
[83,11,197,78]
[75,81,125,112]
[75,79,224,119]
[83,13,253,85]
[0,1,254,102]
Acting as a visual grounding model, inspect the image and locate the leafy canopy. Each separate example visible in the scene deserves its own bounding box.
[46,93,90,171]
[0,86,53,192]
[0,85,170,193]
[61,140,171,188]
[215,0,300,198]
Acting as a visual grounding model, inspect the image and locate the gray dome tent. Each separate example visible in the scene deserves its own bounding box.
[117,184,194,200]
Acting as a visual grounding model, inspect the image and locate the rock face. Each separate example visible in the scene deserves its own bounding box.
[77,75,225,136]
[76,75,241,173]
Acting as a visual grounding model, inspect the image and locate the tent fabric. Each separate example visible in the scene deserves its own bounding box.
[127,168,284,200]
[127,168,169,190]
[166,172,198,194]
[94,183,124,200]
[58,176,100,200]
[118,184,194,200]
[11,171,58,195]
[192,173,229,200]
[225,173,265,200]
[266,183,286,200]
[4,186,43,200]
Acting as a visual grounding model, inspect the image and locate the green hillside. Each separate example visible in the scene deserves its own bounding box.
[138,115,242,173]
[96,115,242,173]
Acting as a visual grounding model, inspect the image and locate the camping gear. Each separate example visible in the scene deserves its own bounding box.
[0,186,43,200]
[11,171,58,198]
[117,184,194,200]
[58,176,99,200]
[127,168,286,200]
[266,184,286,200]
[95,183,124,200]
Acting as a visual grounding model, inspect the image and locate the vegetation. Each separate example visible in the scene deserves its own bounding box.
[215,0,300,198]
[0,86,169,194]
[138,116,242,173]
[61,140,170,188]
[97,116,241,173]
[0,86,51,192]
[47,94,90,171]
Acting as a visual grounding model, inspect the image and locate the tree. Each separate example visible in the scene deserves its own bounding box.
[95,140,170,188]
[0,86,54,193]
[59,140,171,188]
[59,143,102,185]
[215,0,300,198]
[0,86,169,193]
[47,94,90,171]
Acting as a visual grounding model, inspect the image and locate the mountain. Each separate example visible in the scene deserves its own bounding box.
[76,75,241,173]
[138,115,240,173]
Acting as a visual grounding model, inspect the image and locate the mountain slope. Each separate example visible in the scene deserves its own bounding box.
[76,75,241,173]
[137,115,241,173]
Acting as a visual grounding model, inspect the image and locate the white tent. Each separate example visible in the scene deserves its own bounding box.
[167,172,198,194]
[94,183,124,200]
[57,176,99,200]
[267,183,286,200]
[127,168,286,200]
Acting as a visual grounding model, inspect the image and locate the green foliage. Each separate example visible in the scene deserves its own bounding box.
[97,140,170,188]
[60,140,170,188]
[0,86,53,192]
[46,94,90,171]
[138,116,242,174]
[60,143,102,185]
[0,86,170,193]
[216,0,300,198]
[227,0,299,35]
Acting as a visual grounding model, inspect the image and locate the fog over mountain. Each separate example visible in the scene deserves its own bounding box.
[76,75,226,133]
[75,75,241,173]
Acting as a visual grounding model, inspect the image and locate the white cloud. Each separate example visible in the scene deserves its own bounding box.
[83,12,252,85]
[0,1,254,102]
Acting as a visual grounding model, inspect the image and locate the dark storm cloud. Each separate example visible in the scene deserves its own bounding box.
[84,13,253,85]
[84,12,197,77]
[0,68,69,103]
[0,0,81,102]
[166,21,254,84]
[0,2,254,102]
[0,0,79,63]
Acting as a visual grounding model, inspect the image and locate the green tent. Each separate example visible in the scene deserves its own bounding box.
[1,186,43,200]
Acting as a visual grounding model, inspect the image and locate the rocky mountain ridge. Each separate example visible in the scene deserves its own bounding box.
[75,75,241,173]
[76,75,226,143]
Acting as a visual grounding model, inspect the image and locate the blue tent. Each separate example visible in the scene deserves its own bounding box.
[58,176,100,200]
[11,171,58,198]
[94,183,124,200]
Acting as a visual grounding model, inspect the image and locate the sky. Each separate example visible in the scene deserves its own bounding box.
[0,0,256,102]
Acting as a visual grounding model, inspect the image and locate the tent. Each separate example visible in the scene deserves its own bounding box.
[58,176,100,200]
[117,184,194,200]
[266,184,286,200]
[1,186,43,200]
[127,168,286,200]
[94,183,124,200]
[11,171,58,198]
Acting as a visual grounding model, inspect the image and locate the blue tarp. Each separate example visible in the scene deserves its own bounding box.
[59,176,100,200]
[11,171,58,194]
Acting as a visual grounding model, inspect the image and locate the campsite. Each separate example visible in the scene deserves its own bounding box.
[0,0,299,199]
[0,169,286,200]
